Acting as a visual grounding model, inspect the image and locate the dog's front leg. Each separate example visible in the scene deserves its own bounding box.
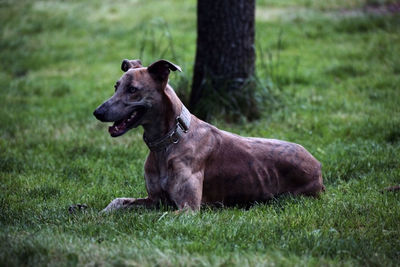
[101,197,157,213]
[169,170,204,212]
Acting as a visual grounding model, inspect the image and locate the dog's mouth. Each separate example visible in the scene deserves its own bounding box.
[108,106,147,137]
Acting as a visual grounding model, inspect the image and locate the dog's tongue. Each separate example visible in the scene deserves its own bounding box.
[108,120,127,136]
[108,111,139,137]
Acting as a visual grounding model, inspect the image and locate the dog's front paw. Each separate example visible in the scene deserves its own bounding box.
[101,198,135,213]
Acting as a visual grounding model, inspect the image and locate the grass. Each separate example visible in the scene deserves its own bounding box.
[1,0,400,266]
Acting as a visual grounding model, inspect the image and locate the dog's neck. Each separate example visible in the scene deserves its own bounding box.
[142,84,183,142]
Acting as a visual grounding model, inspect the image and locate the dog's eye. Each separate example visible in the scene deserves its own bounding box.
[128,86,138,94]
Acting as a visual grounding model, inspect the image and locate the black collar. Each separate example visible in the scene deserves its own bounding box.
[143,105,191,152]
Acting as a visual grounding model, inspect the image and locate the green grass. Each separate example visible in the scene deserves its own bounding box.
[1,0,400,266]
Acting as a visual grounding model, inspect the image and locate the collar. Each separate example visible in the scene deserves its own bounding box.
[143,104,191,152]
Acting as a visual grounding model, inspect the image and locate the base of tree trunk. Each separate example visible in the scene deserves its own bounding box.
[190,74,261,122]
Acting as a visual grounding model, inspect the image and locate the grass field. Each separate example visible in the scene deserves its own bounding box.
[1,0,400,266]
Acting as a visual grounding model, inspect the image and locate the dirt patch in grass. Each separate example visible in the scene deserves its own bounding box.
[256,1,400,22]
[339,1,400,16]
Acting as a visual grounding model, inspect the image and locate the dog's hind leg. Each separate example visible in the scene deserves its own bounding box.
[101,197,157,213]
[293,173,325,197]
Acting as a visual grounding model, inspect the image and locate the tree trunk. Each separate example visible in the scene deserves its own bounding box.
[190,0,257,121]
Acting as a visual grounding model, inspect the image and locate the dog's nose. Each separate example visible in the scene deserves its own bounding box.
[93,109,104,121]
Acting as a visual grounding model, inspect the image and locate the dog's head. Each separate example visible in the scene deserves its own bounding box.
[93,59,181,137]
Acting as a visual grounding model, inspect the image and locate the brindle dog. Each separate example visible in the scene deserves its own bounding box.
[93,59,325,212]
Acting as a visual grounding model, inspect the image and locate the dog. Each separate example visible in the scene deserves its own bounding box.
[93,59,325,212]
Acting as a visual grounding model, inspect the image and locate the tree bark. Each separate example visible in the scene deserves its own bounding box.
[190,0,256,121]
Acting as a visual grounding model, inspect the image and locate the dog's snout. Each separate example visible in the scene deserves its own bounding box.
[93,99,122,123]
[93,108,105,121]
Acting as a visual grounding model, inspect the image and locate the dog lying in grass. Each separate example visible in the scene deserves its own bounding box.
[93,59,325,212]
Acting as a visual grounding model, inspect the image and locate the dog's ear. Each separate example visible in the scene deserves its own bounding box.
[147,59,182,82]
[121,59,142,72]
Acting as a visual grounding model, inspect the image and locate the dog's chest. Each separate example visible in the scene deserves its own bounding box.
[154,154,170,191]
[146,151,181,198]
[159,175,169,191]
